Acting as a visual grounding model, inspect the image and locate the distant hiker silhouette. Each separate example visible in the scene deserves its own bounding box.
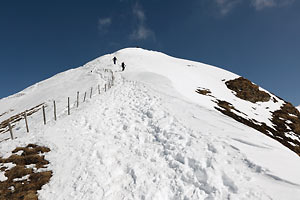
[113,57,117,65]
[121,62,126,71]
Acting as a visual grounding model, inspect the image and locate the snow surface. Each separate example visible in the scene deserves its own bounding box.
[0,48,300,199]
[297,106,300,112]
[0,162,15,181]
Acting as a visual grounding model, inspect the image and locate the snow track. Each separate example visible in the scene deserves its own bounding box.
[1,74,293,199]
[1,48,300,199]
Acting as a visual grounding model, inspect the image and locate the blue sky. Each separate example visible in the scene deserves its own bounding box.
[0,0,299,105]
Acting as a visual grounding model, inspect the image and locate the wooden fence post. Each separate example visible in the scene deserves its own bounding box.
[8,122,13,140]
[54,101,57,121]
[24,111,29,133]
[43,105,46,125]
[68,97,70,115]
[98,85,100,94]
[90,87,93,99]
[77,91,79,107]
[83,92,87,102]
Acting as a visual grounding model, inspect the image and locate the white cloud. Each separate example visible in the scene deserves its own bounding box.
[132,3,145,22]
[251,0,294,10]
[130,26,154,40]
[251,0,276,10]
[130,2,155,41]
[214,0,241,15]
[98,17,112,32]
[213,0,294,15]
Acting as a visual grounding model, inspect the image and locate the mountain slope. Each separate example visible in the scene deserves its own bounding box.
[1,48,300,199]
[101,48,300,155]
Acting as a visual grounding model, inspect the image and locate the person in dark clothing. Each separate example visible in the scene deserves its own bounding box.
[113,57,117,65]
[121,62,126,71]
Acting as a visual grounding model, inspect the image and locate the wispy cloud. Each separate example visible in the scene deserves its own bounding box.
[213,0,294,15]
[132,3,145,22]
[98,17,112,33]
[129,2,155,41]
[214,0,241,15]
[250,0,294,10]
[251,0,276,10]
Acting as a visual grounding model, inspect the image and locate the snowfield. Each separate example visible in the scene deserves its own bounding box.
[0,48,300,199]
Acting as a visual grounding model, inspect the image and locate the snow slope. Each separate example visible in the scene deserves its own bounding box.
[1,48,300,199]
[0,66,111,123]
[297,106,300,112]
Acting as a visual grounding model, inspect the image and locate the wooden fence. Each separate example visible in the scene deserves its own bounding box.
[0,69,115,141]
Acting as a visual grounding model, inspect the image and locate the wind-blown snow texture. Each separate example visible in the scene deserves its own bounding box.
[0,48,300,199]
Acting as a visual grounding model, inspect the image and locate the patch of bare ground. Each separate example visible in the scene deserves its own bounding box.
[0,104,44,135]
[214,100,300,156]
[196,77,300,156]
[195,88,213,96]
[0,144,52,200]
[225,77,271,103]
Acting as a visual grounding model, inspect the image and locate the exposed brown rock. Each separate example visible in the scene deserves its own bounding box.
[225,77,271,103]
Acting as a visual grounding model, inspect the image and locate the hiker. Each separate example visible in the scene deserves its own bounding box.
[113,57,117,65]
[121,62,126,71]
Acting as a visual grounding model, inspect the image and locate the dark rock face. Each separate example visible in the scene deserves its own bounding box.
[225,77,271,103]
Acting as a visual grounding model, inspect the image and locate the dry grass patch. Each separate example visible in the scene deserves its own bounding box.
[195,88,213,97]
[214,100,300,156]
[0,144,52,200]
[225,77,271,103]
[196,88,211,95]
[195,77,300,156]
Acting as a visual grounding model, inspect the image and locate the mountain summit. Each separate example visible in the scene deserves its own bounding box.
[1,48,300,199]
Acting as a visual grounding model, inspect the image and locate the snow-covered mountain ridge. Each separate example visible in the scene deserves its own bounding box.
[88,48,300,156]
[1,48,300,199]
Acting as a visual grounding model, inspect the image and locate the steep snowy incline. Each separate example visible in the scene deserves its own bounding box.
[86,48,284,129]
[0,64,113,123]
[87,48,300,156]
[1,48,300,199]
[1,76,300,200]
